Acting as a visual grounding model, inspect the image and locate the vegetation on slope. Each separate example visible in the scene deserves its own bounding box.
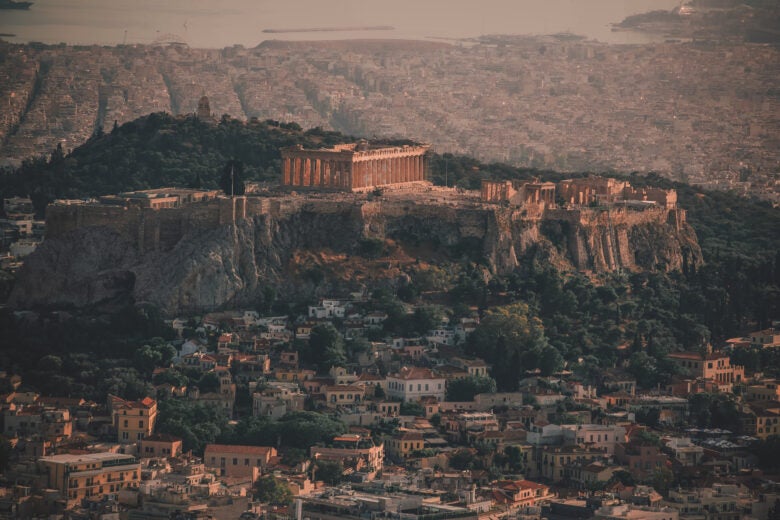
[0,114,777,398]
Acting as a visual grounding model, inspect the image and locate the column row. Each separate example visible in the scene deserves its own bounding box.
[283,157,353,189]
[352,155,425,189]
[282,154,426,190]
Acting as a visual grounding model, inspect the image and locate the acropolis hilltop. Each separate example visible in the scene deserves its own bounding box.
[40,138,691,283]
[281,141,429,192]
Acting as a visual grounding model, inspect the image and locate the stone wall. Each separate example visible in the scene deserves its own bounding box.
[24,192,702,314]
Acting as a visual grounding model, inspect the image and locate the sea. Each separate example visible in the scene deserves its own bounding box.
[0,0,682,48]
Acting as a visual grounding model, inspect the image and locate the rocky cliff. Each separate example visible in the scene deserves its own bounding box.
[9,195,702,315]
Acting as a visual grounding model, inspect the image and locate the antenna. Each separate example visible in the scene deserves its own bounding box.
[230,164,234,198]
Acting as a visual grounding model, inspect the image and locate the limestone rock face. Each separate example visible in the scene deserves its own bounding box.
[10,199,702,315]
[9,226,138,308]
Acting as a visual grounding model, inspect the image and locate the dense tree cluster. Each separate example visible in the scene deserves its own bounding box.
[0,114,777,416]
[0,115,355,215]
[466,303,562,390]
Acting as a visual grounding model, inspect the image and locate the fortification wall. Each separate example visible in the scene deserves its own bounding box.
[46,199,230,254]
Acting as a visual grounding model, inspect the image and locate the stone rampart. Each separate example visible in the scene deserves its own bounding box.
[46,199,229,254]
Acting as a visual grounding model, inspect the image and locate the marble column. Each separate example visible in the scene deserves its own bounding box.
[295,157,303,186]
[302,158,309,186]
[282,157,291,185]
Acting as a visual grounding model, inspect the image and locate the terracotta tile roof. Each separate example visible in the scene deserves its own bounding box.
[392,367,438,380]
[498,479,547,491]
[204,444,275,455]
[143,433,183,443]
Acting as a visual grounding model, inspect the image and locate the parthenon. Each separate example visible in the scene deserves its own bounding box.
[280,141,430,192]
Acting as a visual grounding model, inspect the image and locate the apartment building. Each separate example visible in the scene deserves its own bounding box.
[37,452,140,508]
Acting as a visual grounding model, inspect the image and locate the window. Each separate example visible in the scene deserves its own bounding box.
[233,458,238,465]
[138,420,144,428]
[244,458,250,466]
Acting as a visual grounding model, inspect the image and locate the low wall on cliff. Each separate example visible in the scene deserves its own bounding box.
[25,193,702,314]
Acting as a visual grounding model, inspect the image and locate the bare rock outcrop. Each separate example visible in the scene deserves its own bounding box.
[9,197,702,315]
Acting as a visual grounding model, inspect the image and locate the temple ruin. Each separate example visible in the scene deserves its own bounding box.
[280,141,430,192]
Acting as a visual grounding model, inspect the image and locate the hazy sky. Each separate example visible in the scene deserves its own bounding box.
[1,0,682,47]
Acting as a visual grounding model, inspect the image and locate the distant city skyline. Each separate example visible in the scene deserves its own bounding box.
[1,0,682,47]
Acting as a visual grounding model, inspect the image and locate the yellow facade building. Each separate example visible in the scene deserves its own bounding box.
[37,452,140,507]
[109,395,157,443]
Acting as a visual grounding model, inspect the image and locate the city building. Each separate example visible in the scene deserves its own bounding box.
[203,444,277,479]
[281,141,430,192]
[615,442,670,480]
[594,503,679,519]
[310,434,384,476]
[139,433,183,459]
[750,328,780,348]
[745,380,780,402]
[386,431,425,459]
[109,395,157,443]
[667,350,744,391]
[37,452,140,508]
[491,479,553,510]
[480,179,556,207]
[386,367,446,402]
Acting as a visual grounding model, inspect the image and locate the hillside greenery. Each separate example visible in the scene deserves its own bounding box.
[0,114,778,396]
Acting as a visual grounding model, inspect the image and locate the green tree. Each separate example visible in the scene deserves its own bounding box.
[446,375,498,401]
[254,476,292,505]
[219,159,245,196]
[197,372,221,394]
[307,324,346,372]
[315,460,344,485]
[749,435,780,471]
[449,449,478,470]
[411,306,442,335]
[688,393,740,431]
[651,467,674,497]
[400,401,425,417]
[609,469,635,487]
[156,400,228,454]
[467,303,552,389]
[0,436,12,472]
[276,412,346,449]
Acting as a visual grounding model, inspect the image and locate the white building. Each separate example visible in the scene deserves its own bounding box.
[594,504,678,520]
[386,367,446,402]
[562,424,626,455]
[664,437,704,466]
[426,329,456,346]
[526,422,564,446]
